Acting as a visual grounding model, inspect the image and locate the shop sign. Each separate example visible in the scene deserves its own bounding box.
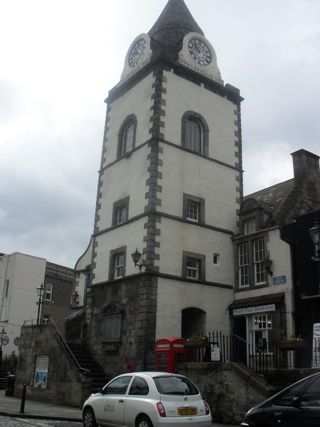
[233,304,276,316]
[312,323,320,368]
[34,355,49,389]
[273,275,287,285]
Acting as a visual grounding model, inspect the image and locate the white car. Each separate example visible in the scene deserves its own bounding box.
[82,371,212,427]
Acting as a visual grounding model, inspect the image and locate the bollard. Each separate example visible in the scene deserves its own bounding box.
[19,384,26,414]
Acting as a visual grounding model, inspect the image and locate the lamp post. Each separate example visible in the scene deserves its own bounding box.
[36,283,45,325]
[0,327,9,372]
[309,219,320,293]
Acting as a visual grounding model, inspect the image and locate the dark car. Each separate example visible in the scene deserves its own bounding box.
[241,372,320,427]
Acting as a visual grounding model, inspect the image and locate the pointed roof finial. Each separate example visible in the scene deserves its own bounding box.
[149,0,204,56]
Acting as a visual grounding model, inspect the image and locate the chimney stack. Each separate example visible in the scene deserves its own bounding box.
[291,149,320,182]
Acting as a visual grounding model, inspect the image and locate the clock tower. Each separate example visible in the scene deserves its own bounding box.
[77,0,243,374]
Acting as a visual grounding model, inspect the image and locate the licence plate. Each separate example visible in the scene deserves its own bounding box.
[178,407,198,416]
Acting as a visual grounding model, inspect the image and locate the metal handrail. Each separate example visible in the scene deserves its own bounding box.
[48,316,90,373]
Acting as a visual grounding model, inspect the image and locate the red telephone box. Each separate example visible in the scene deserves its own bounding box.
[155,337,187,373]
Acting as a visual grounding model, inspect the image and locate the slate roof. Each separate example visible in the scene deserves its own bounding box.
[244,176,320,226]
[148,0,204,61]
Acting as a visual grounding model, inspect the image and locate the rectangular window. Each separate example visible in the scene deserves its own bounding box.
[239,242,250,287]
[186,199,200,222]
[44,283,53,302]
[182,251,206,281]
[254,238,266,284]
[249,314,273,353]
[213,253,220,265]
[183,194,205,223]
[186,257,200,279]
[114,253,124,278]
[109,247,126,281]
[243,218,256,234]
[112,197,129,226]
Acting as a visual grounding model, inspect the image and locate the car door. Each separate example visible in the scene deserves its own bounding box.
[94,375,133,426]
[282,376,320,427]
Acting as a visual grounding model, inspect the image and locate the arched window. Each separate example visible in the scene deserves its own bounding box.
[118,115,137,159]
[182,112,209,156]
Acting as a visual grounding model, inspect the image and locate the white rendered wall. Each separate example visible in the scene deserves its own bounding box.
[164,70,238,166]
[234,228,294,337]
[104,73,154,167]
[156,277,232,338]
[0,253,46,357]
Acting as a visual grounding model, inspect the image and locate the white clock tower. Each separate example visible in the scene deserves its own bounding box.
[77,0,243,373]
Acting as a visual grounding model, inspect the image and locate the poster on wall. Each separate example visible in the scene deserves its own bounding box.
[312,323,320,368]
[34,355,49,388]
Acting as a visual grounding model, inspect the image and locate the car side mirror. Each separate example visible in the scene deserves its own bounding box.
[292,396,301,408]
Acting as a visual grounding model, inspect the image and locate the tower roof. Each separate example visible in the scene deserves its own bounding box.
[148,0,204,60]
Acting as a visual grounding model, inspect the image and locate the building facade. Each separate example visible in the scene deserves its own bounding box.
[0,252,75,359]
[77,0,243,374]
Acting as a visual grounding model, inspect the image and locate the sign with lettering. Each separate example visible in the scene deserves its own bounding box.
[233,304,276,317]
[273,275,287,285]
[312,323,320,368]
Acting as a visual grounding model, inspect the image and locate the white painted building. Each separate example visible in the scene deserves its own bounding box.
[0,252,46,357]
[77,0,243,373]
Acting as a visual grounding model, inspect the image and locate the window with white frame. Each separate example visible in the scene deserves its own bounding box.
[249,313,273,353]
[183,194,205,223]
[101,313,121,341]
[238,237,267,288]
[254,238,266,285]
[182,251,206,281]
[239,242,250,287]
[44,283,53,302]
[186,257,200,279]
[112,197,129,226]
[109,247,126,281]
[243,218,256,234]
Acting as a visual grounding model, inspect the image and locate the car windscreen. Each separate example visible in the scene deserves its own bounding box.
[153,375,199,395]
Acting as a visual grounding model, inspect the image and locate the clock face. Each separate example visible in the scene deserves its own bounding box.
[128,38,146,68]
[188,37,212,66]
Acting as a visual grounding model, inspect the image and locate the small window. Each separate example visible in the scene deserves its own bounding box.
[44,283,53,302]
[186,258,200,279]
[213,253,220,265]
[103,376,132,395]
[112,197,129,226]
[109,247,126,281]
[243,218,256,234]
[183,194,205,223]
[118,116,136,159]
[183,252,206,281]
[129,377,149,395]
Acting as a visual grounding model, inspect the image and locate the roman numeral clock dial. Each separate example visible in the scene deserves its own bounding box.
[188,37,212,66]
[128,38,146,68]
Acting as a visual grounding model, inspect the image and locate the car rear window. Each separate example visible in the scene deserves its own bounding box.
[153,375,199,395]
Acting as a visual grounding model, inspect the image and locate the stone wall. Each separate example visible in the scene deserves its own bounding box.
[179,362,275,425]
[15,324,90,407]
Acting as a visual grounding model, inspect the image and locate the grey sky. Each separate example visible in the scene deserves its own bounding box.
[1,0,320,267]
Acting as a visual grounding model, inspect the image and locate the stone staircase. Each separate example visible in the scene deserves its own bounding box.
[67,343,108,392]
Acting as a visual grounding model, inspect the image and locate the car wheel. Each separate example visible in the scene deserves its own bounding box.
[83,407,97,427]
[136,415,153,427]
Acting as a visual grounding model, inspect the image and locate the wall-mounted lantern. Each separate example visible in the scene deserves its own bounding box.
[131,248,145,273]
[264,257,273,276]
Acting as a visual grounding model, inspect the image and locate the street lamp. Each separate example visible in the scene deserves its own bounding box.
[131,248,144,273]
[36,283,45,325]
[0,327,9,372]
[309,219,320,294]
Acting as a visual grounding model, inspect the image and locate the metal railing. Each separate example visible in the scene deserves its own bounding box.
[185,332,300,376]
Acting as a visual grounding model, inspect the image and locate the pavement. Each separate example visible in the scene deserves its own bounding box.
[0,390,238,426]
